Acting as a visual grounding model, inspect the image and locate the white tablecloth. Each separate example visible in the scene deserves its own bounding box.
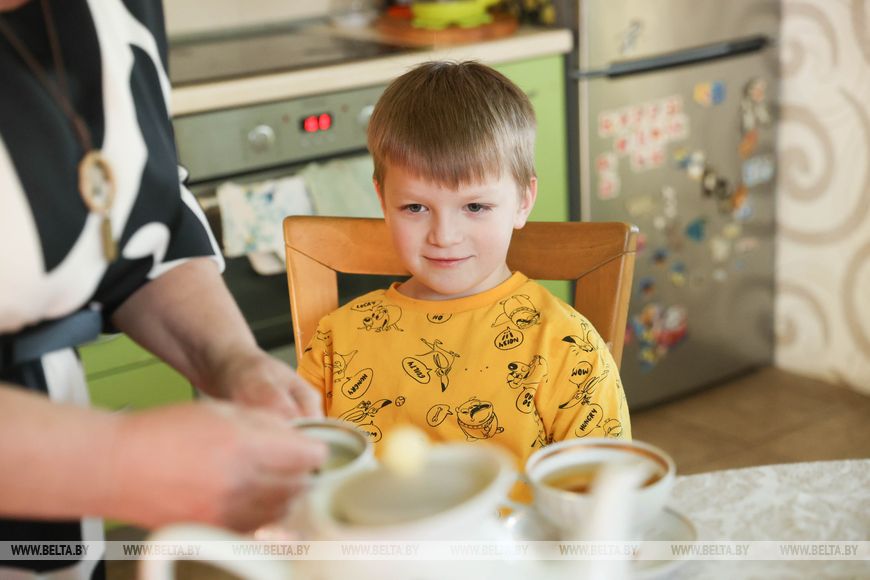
[668,459,870,579]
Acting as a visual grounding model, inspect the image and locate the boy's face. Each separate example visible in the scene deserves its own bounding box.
[375,164,536,301]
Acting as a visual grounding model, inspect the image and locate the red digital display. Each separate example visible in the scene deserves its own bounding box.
[301,113,333,133]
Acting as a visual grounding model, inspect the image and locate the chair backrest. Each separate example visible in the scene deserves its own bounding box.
[284,217,638,366]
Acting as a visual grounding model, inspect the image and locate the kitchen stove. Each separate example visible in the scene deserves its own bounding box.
[168,23,405,86]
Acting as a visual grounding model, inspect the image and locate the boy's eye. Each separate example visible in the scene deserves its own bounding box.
[403,204,425,213]
[466,203,490,213]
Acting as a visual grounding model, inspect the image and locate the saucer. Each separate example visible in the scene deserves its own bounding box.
[504,506,697,579]
[633,507,697,579]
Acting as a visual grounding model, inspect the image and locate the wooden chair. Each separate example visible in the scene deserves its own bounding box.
[283,217,638,366]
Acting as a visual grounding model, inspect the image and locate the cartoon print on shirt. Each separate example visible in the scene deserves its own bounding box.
[456,397,504,441]
[506,355,549,389]
[402,338,460,392]
[492,295,541,350]
[507,355,549,415]
[492,295,542,330]
[427,403,453,426]
[558,362,610,410]
[328,350,356,380]
[562,320,598,354]
[305,328,333,354]
[322,350,374,400]
[352,300,403,332]
[557,360,624,438]
[426,313,452,324]
[339,399,392,441]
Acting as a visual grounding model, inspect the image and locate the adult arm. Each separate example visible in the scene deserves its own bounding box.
[111,258,322,418]
[0,385,326,530]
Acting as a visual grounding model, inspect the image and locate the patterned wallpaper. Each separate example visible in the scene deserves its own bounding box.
[776,0,870,394]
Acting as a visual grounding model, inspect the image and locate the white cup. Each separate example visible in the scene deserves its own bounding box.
[290,417,375,483]
[258,417,377,538]
[524,438,675,539]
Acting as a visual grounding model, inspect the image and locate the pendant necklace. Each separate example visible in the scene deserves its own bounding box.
[0,0,117,262]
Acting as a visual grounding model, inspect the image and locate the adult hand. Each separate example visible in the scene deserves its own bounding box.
[213,349,324,419]
[112,259,323,418]
[109,400,327,532]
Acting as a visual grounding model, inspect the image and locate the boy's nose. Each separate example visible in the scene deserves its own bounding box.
[428,214,463,247]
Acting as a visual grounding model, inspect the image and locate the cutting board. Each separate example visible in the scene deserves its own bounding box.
[374,12,519,47]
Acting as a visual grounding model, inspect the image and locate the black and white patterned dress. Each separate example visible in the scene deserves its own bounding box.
[0,1,221,577]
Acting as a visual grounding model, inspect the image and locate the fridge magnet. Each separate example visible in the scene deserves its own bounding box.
[701,168,729,199]
[625,194,655,217]
[686,151,706,181]
[596,151,618,173]
[648,146,666,168]
[738,129,758,158]
[598,111,618,138]
[722,222,742,240]
[742,154,776,187]
[636,232,648,253]
[685,217,707,242]
[664,95,684,115]
[666,113,689,140]
[638,276,656,298]
[630,303,688,371]
[597,173,621,200]
[673,147,689,169]
[652,248,669,266]
[730,184,749,213]
[710,236,731,263]
[693,80,726,107]
[669,261,687,287]
[652,215,667,231]
[644,100,662,121]
[733,198,754,221]
[733,259,746,271]
[614,134,630,156]
[630,150,650,172]
[740,77,772,133]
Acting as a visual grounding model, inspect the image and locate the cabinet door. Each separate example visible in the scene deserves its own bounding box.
[495,55,570,302]
[79,335,194,411]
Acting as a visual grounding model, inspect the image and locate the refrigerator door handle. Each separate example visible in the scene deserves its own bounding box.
[571,34,771,79]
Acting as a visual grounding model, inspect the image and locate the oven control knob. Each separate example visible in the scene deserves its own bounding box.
[247,124,276,152]
[357,105,375,127]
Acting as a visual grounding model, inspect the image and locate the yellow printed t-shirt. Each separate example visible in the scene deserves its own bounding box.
[297,272,631,467]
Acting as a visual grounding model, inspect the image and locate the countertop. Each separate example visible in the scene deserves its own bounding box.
[170,26,573,117]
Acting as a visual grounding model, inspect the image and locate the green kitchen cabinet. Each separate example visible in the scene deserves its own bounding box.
[495,55,570,301]
[79,335,194,412]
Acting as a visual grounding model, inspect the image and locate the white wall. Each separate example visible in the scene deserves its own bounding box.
[775,0,870,394]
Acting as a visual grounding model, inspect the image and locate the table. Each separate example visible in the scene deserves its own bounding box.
[668,459,869,579]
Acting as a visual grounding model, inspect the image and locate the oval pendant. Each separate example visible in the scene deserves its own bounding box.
[78,150,118,262]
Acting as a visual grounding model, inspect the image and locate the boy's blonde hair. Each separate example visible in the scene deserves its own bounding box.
[367,61,537,192]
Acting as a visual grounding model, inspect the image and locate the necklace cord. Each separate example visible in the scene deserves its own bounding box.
[0,0,93,151]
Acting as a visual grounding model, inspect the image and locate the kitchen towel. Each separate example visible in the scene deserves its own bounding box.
[217,175,314,260]
[300,154,383,218]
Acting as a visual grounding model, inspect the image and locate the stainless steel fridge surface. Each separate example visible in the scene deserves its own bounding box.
[572,0,781,408]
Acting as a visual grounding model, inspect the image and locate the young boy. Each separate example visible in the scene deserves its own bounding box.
[298,61,630,465]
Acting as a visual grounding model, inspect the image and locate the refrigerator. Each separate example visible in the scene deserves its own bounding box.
[567,0,781,408]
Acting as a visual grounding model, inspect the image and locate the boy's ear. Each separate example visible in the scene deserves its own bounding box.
[374,178,386,213]
[514,177,538,229]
